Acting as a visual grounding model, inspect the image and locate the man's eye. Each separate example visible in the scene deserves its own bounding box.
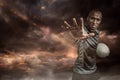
[96,19,101,21]
[90,17,95,20]
[90,17,96,20]
[90,17,101,21]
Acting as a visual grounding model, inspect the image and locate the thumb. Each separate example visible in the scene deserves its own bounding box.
[89,33,95,37]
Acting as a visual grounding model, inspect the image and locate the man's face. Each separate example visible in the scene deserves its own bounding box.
[87,12,102,32]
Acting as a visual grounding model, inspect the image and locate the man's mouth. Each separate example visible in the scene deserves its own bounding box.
[91,27,96,30]
[90,27,96,32]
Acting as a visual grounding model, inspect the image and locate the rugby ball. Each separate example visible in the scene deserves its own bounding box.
[96,43,110,58]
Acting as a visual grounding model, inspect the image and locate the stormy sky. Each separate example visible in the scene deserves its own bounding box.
[0,0,120,55]
[0,0,120,80]
[1,0,120,67]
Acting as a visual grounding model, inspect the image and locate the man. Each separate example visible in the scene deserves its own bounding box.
[64,9,102,80]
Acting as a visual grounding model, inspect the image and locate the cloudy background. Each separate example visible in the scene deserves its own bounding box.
[0,0,120,80]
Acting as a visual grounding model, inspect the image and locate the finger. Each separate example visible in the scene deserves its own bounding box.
[72,18,78,28]
[89,33,95,37]
[84,33,95,39]
[80,17,84,27]
[64,21,72,29]
[80,17,85,35]
[81,33,95,40]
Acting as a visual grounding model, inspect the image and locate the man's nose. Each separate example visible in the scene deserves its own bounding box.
[93,20,97,24]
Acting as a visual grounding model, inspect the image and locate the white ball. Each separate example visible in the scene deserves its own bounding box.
[96,43,110,58]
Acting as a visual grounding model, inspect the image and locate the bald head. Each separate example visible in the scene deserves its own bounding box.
[88,10,102,19]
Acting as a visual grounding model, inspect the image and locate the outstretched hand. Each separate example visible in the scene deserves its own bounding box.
[63,17,95,40]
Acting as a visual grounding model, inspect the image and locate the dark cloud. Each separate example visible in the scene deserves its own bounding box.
[0,0,120,80]
[0,0,119,48]
[0,0,119,54]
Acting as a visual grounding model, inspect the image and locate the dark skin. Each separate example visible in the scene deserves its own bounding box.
[86,11,102,32]
[63,11,102,40]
